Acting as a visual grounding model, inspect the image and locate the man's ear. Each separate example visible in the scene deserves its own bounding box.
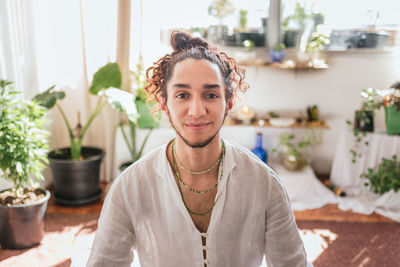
[157,94,168,114]
[225,97,234,115]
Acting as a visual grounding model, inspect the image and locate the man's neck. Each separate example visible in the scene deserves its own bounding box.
[172,135,222,175]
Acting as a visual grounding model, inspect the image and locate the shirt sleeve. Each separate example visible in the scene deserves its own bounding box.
[264,175,313,267]
[86,176,135,267]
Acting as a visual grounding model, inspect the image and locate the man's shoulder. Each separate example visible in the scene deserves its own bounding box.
[225,139,268,167]
[224,139,280,183]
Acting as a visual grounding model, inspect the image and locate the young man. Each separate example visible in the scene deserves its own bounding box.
[87,31,311,267]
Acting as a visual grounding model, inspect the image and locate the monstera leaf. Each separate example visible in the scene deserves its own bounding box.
[89,63,122,95]
[101,88,138,123]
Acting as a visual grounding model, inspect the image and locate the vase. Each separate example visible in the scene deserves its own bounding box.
[251,132,267,163]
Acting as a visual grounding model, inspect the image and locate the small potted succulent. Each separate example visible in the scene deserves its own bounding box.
[0,80,50,249]
[34,63,137,205]
[269,43,286,63]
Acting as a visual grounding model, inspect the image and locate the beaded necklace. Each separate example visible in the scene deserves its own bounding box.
[171,140,225,216]
[172,140,224,194]
[174,148,222,175]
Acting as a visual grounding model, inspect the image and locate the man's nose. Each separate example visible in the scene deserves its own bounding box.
[188,98,206,117]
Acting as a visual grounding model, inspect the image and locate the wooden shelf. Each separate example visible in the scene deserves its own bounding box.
[225,119,330,129]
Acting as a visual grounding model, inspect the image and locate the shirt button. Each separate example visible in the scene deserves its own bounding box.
[203,245,208,251]
[201,232,208,238]
[203,259,209,264]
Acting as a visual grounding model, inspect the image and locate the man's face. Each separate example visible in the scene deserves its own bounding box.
[160,58,233,148]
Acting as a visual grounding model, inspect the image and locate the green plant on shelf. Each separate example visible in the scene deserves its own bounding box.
[208,0,235,25]
[273,43,286,52]
[361,155,400,195]
[306,31,330,53]
[271,129,322,171]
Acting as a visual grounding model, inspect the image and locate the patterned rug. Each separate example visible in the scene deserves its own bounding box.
[1,214,399,267]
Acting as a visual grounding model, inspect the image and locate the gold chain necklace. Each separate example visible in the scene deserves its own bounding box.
[172,141,224,194]
[174,147,222,175]
[171,140,225,216]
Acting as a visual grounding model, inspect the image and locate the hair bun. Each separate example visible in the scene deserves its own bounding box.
[170,31,209,52]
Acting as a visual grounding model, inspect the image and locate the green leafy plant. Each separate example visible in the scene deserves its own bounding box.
[33,63,137,161]
[120,57,160,165]
[306,32,330,53]
[271,129,322,170]
[361,155,400,195]
[238,9,248,32]
[208,0,235,24]
[0,80,49,192]
[273,43,286,52]
[282,3,308,31]
[242,39,255,52]
[347,87,383,163]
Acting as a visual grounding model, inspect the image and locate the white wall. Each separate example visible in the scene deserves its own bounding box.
[239,48,400,174]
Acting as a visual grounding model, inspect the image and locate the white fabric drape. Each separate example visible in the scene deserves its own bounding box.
[331,129,400,222]
[1,0,126,183]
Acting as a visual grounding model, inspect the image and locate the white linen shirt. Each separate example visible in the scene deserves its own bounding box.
[87,139,310,267]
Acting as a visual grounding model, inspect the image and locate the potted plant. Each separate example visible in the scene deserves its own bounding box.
[119,58,160,172]
[361,155,400,195]
[383,81,400,135]
[354,87,382,132]
[271,130,322,171]
[0,80,50,249]
[269,43,286,63]
[34,63,137,205]
[346,87,383,163]
[207,0,235,45]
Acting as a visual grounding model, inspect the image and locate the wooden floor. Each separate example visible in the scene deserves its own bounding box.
[47,183,395,223]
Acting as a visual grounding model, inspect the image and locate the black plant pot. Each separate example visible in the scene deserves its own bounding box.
[355,110,374,132]
[119,161,133,173]
[48,147,104,206]
[0,188,50,249]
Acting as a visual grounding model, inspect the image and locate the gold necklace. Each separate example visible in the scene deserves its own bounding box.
[174,147,222,175]
[171,141,225,216]
[172,141,224,194]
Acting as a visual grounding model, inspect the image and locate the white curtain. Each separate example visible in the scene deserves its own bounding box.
[0,0,126,183]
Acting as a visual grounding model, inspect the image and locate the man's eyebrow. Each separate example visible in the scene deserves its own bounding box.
[204,84,221,89]
[172,83,190,89]
[172,83,221,90]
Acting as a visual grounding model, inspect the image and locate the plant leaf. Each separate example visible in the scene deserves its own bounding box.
[90,63,122,95]
[33,86,64,109]
[101,88,138,122]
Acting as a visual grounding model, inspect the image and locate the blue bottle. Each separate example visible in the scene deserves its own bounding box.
[252,132,267,163]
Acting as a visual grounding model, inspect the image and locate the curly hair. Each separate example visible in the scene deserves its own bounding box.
[145,31,248,112]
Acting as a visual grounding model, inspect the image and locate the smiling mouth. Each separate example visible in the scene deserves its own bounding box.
[185,122,211,130]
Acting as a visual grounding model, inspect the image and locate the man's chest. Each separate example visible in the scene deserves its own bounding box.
[180,189,218,233]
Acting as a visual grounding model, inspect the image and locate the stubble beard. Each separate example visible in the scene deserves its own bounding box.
[168,111,228,149]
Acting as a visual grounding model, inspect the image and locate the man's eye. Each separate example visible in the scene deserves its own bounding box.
[206,94,218,99]
[176,93,187,99]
